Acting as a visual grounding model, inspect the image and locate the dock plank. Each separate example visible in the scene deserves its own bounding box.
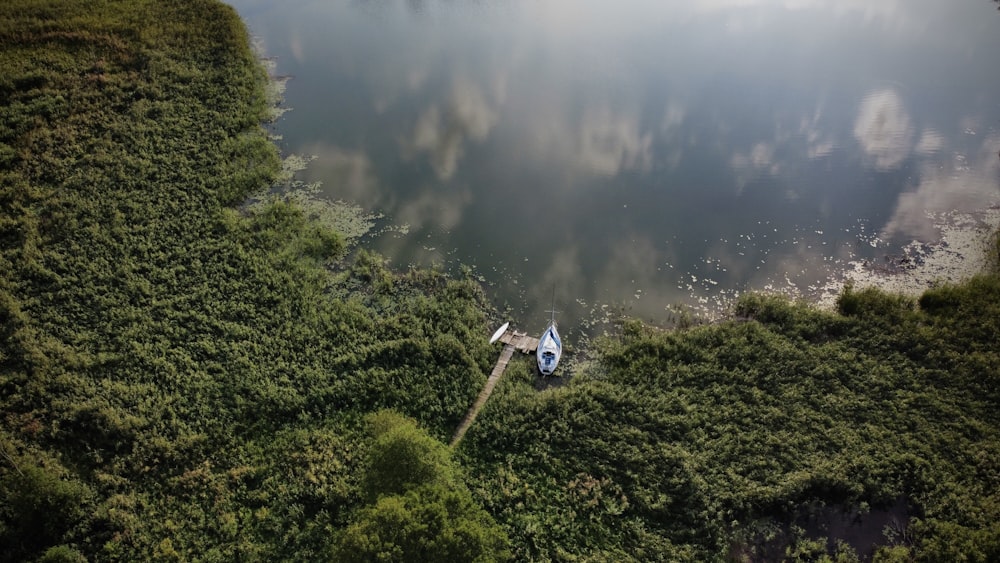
[451,326,543,447]
[498,330,539,353]
[450,343,516,446]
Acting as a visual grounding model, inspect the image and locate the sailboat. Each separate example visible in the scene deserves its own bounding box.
[536,299,562,376]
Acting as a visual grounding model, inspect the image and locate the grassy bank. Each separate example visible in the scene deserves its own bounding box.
[1,1,506,560]
[461,277,1000,560]
[2,1,999,561]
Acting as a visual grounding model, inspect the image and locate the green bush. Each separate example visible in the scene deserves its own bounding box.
[334,412,511,562]
[836,283,915,320]
[37,545,88,563]
[0,458,93,561]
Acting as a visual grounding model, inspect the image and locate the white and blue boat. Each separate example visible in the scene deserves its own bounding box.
[536,308,562,376]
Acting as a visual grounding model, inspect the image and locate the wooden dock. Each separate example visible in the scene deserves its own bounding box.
[450,327,537,447]
[497,329,539,354]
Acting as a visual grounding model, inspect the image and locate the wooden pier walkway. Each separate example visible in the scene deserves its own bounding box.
[497,329,539,354]
[450,329,537,447]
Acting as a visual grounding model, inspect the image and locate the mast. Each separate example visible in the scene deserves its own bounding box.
[546,287,557,326]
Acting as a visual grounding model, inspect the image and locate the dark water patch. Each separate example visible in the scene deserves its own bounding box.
[733,497,912,562]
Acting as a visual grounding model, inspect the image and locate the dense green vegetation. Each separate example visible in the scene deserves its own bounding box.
[2,1,998,561]
[332,411,510,562]
[1,1,504,560]
[461,279,1000,561]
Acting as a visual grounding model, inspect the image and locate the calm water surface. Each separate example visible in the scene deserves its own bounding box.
[229,0,1000,338]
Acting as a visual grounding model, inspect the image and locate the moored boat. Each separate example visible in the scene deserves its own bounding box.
[536,316,562,376]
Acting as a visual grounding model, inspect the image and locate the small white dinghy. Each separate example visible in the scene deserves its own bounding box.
[536,310,562,376]
[489,321,510,344]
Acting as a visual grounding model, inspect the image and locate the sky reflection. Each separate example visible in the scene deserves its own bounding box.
[230,0,1000,334]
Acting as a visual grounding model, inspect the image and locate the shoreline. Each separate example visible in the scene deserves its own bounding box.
[815,207,1000,309]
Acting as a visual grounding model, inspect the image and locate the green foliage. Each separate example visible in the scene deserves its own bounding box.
[873,545,913,563]
[333,484,512,563]
[463,283,1000,560]
[333,412,511,562]
[0,1,495,559]
[0,439,94,561]
[242,198,345,266]
[363,410,458,500]
[909,519,1000,563]
[37,545,88,563]
[836,283,916,321]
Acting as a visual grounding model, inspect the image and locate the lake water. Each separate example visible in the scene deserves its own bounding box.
[230,0,1000,339]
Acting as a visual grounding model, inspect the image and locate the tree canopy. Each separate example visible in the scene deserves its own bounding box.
[332,412,511,562]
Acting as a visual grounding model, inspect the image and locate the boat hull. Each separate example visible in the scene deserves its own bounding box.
[536,323,562,375]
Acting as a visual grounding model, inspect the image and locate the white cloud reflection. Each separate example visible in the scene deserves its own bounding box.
[235,0,999,328]
[394,183,472,232]
[533,245,587,312]
[595,236,666,307]
[799,106,835,159]
[299,144,381,205]
[525,0,915,32]
[408,78,502,180]
[882,134,1000,241]
[853,89,915,171]
[661,102,686,132]
[731,142,779,175]
[687,0,929,36]
[576,106,653,176]
[514,100,657,179]
[915,129,944,156]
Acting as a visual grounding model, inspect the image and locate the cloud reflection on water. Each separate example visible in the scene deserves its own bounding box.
[394,183,472,232]
[915,130,944,157]
[853,89,915,172]
[576,106,654,176]
[882,134,1000,242]
[230,0,1000,332]
[408,78,503,180]
[298,144,380,205]
[508,99,657,181]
